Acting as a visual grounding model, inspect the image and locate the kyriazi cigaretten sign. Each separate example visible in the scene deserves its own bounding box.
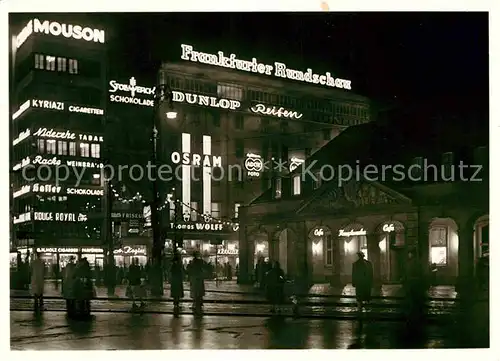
[181,44,352,90]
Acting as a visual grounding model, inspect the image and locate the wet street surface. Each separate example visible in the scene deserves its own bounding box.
[9,310,483,350]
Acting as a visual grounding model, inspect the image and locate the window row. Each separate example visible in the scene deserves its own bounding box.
[172,75,370,120]
[37,139,100,158]
[35,54,79,74]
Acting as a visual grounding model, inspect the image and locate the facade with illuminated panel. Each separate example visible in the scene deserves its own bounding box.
[150,44,371,268]
[238,123,488,288]
[10,16,108,270]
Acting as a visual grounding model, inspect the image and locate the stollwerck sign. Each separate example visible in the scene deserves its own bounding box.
[181,44,352,90]
[108,77,155,107]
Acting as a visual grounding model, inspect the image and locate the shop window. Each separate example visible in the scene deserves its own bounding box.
[91,144,100,158]
[324,235,333,265]
[46,139,56,154]
[69,59,78,74]
[360,236,368,259]
[274,178,282,199]
[292,174,301,195]
[57,140,68,155]
[191,202,198,221]
[211,202,221,219]
[235,139,244,158]
[80,143,90,157]
[37,139,45,153]
[430,227,448,265]
[234,203,241,218]
[45,56,56,71]
[69,142,76,156]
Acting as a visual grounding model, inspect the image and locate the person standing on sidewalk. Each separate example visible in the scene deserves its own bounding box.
[169,252,184,314]
[128,258,145,311]
[31,252,46,314]
[352,251,373,312]
[62,256,77,318]
[187,251,205,313]
[265,261,285,313]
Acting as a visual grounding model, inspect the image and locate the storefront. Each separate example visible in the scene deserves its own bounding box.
[240,178,487,287]
[35,245,149,270]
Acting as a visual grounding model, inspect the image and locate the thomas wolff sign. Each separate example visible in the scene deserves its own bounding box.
[109,77,155,107]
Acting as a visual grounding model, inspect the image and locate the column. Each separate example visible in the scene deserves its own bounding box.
[417,223,429,276]
[332,237,342,286]
[237,209,250,284]
[457,225,474,294]
[367,233,381,286]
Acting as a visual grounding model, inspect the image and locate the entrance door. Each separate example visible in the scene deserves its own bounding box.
[390,248,405,282]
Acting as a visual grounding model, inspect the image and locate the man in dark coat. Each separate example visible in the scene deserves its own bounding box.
[187,252,205,312]
[352,251,373,311]
[169,252,184,312]
[265,261,286,313]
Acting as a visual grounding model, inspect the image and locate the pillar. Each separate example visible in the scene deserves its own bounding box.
[457,224,474,294]
[331,236,342,286]
[237,209,250,284]
[367,233,381,286]
[417,221,430,276]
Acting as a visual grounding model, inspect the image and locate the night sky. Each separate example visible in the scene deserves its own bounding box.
[111,12,488,125]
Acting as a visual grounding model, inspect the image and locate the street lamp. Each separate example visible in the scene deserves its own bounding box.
[150,81,176,297]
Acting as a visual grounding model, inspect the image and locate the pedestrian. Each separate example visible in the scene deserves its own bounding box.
[74,258,94,319]
[187,251,205,313]
[169,252,184,314]
[265,261,286,313]
[128,258,145,311]
[403,250,425,321]
[31,252,46,314]
[62,256,77,318]
[352,251,373,312]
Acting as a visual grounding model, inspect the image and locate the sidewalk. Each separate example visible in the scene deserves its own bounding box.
[11,280,460,303]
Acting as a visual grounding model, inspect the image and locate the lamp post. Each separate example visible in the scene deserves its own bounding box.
[150,80,177,297]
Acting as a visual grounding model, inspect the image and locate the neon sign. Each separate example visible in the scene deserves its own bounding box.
[338,229,367,237]
[12,100,104,120]
[313,228,324,237]
[114,246,147,256]
[289,157,305,172]
[13,129,31,146]
[170,222,225,231]
[33,212,88,222]
[383,224,395,232]
[244,153,263,177]
[12,157,31,171]
[109,77,155,107]
[181,44,352,90]
[16,19,105,49]
[172,91,241,110]
[250,104,303,119]
[171,151,222,168]
[13,212,31,224]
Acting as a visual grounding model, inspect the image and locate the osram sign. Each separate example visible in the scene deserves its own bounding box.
[16,19,105,49]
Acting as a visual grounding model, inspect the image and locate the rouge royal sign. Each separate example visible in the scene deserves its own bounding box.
[181,44,352,90]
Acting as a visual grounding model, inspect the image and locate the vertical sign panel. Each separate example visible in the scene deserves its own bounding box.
[181,133,191,216]
[202,135,212,216]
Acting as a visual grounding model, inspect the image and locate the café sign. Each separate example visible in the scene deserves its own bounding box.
[114,246,146,256]
[181,44,352,90]
[383,224,395,232]
[338,229,367,237]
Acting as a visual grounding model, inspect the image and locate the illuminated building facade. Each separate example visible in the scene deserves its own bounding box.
[238,121,488,287]
[153,45,372,270]
[10,16,108,269]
